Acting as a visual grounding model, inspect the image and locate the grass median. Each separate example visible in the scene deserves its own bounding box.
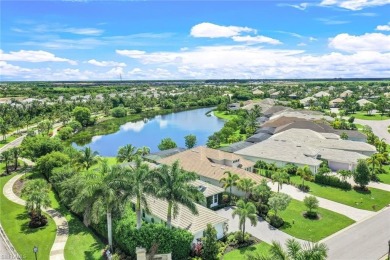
[290,175,390,211]
[278,199,355,242]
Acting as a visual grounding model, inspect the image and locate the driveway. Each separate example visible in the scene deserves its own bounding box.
[323,207,390,260]
[216,207,307,246]
[268,182,374,222]
[355,118,390,143]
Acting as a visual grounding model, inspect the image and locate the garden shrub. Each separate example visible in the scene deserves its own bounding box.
[314,174,352,190]
[267,213,284,228]
[297,184,310,192]
[114,223,193,259]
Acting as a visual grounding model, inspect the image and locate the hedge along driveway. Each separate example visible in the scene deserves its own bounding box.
[0,173,56,260]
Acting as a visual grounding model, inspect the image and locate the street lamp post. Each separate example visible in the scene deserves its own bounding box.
[33,246,38,260]
[387,240,390,260]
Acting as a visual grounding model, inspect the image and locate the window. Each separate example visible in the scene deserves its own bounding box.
[142,211,145,218]
[212,194,218,204]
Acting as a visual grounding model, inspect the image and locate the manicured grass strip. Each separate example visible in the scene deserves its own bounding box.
[224,242,271,260]
[378,165,390,185]
[0,135,17,148]
[213,111,238,121]
[0,173,56,260]
[278,199,355,242]
[349,112,390,121]
[290,175,390,211]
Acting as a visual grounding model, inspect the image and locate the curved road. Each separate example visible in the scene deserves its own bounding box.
[355,118,390,142]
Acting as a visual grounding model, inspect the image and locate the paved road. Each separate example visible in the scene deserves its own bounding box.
[323,207,390,260]
[216,207,307,246]
[355,118,390,142]
[268,182,374,221]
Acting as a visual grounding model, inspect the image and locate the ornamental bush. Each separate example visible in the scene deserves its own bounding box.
[114,222,193,259]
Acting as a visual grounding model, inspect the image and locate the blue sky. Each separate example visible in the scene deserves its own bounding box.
[1,0,390,80]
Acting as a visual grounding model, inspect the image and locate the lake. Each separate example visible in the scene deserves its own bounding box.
[74,107,225,156]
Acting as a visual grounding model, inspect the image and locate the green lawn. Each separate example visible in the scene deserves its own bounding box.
[290,175,390,211]
[213,111,238,121]
[0,173,56,260]
[0,135,17,148]
[277,199,355,242]
[349,112,390,120]
[378,165,390,185]
[25,171,105,260]
[224,242,271,259]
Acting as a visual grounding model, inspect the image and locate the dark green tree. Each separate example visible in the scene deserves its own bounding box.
[184,134,197,149]
[354,159,370,189]
[202,224,219,260]
[158,138,177,151]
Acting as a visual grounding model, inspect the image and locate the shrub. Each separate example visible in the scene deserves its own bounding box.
[57,126,73,140]
[114,223,193,260]
[297,184,310,192]
[314,174,352,190]
[28,213,48,228]
[255,203,269,217]
[268,213,284,228]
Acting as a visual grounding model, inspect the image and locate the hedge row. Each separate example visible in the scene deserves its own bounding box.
[314,174,352,190]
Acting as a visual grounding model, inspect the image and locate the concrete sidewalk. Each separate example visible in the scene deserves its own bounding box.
[3,174,68,260]
[216,207,307,246]
[268,182,374,222]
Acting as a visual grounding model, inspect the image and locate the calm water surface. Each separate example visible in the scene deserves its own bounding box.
[75,107,225,156]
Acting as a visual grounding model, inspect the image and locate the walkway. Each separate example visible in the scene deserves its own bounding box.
[216,207,307,246]
[3,174,69,260]
[355,118,390,143]
[268,182,374,221]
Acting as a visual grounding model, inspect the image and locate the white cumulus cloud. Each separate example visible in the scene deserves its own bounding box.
[232,35,282,45]
[376,23,390,31]
[116,50,146,58]
[329,33,390,52]
[190,22,256,38]
[87,59,126,67]
[320,0,390,10]
[0,50,77,64]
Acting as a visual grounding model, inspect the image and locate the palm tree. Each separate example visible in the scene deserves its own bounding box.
[21,179,51,217]
[271,169,289,192]
[10,147,20,170]
[366,154,380,177]
[237,178,256,200]
[232,199,257,242]
[220,171,240,201]
[117,144,139,163]
[247,239,328,260]
[137,146,151,156]
[120,158,154,229]
[78,147,99,170]
[296,165,313,186]
[0,150,12,175]
[154,160,204,228]
[70,161,123,250]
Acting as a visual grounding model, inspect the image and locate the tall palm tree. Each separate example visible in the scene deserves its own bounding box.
[137,146,151,156]
[117,144,139,163]
[296,166,313,186]
[247,239,328,260]
[78,147,99,170]
[0,150,12,175]
[10,147,20,170]
[21,179,51,217]
[271,169,289,192]
[70,161,123,250]
[120,159,154,229]
[220,171,240,201]
[237,178,256,200]
[154,160,204,228]
[232,199,257,242]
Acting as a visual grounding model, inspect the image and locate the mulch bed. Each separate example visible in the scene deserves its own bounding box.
[224,235,262,254]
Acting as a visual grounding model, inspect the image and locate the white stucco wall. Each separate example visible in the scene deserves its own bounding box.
[192,222,226,243]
